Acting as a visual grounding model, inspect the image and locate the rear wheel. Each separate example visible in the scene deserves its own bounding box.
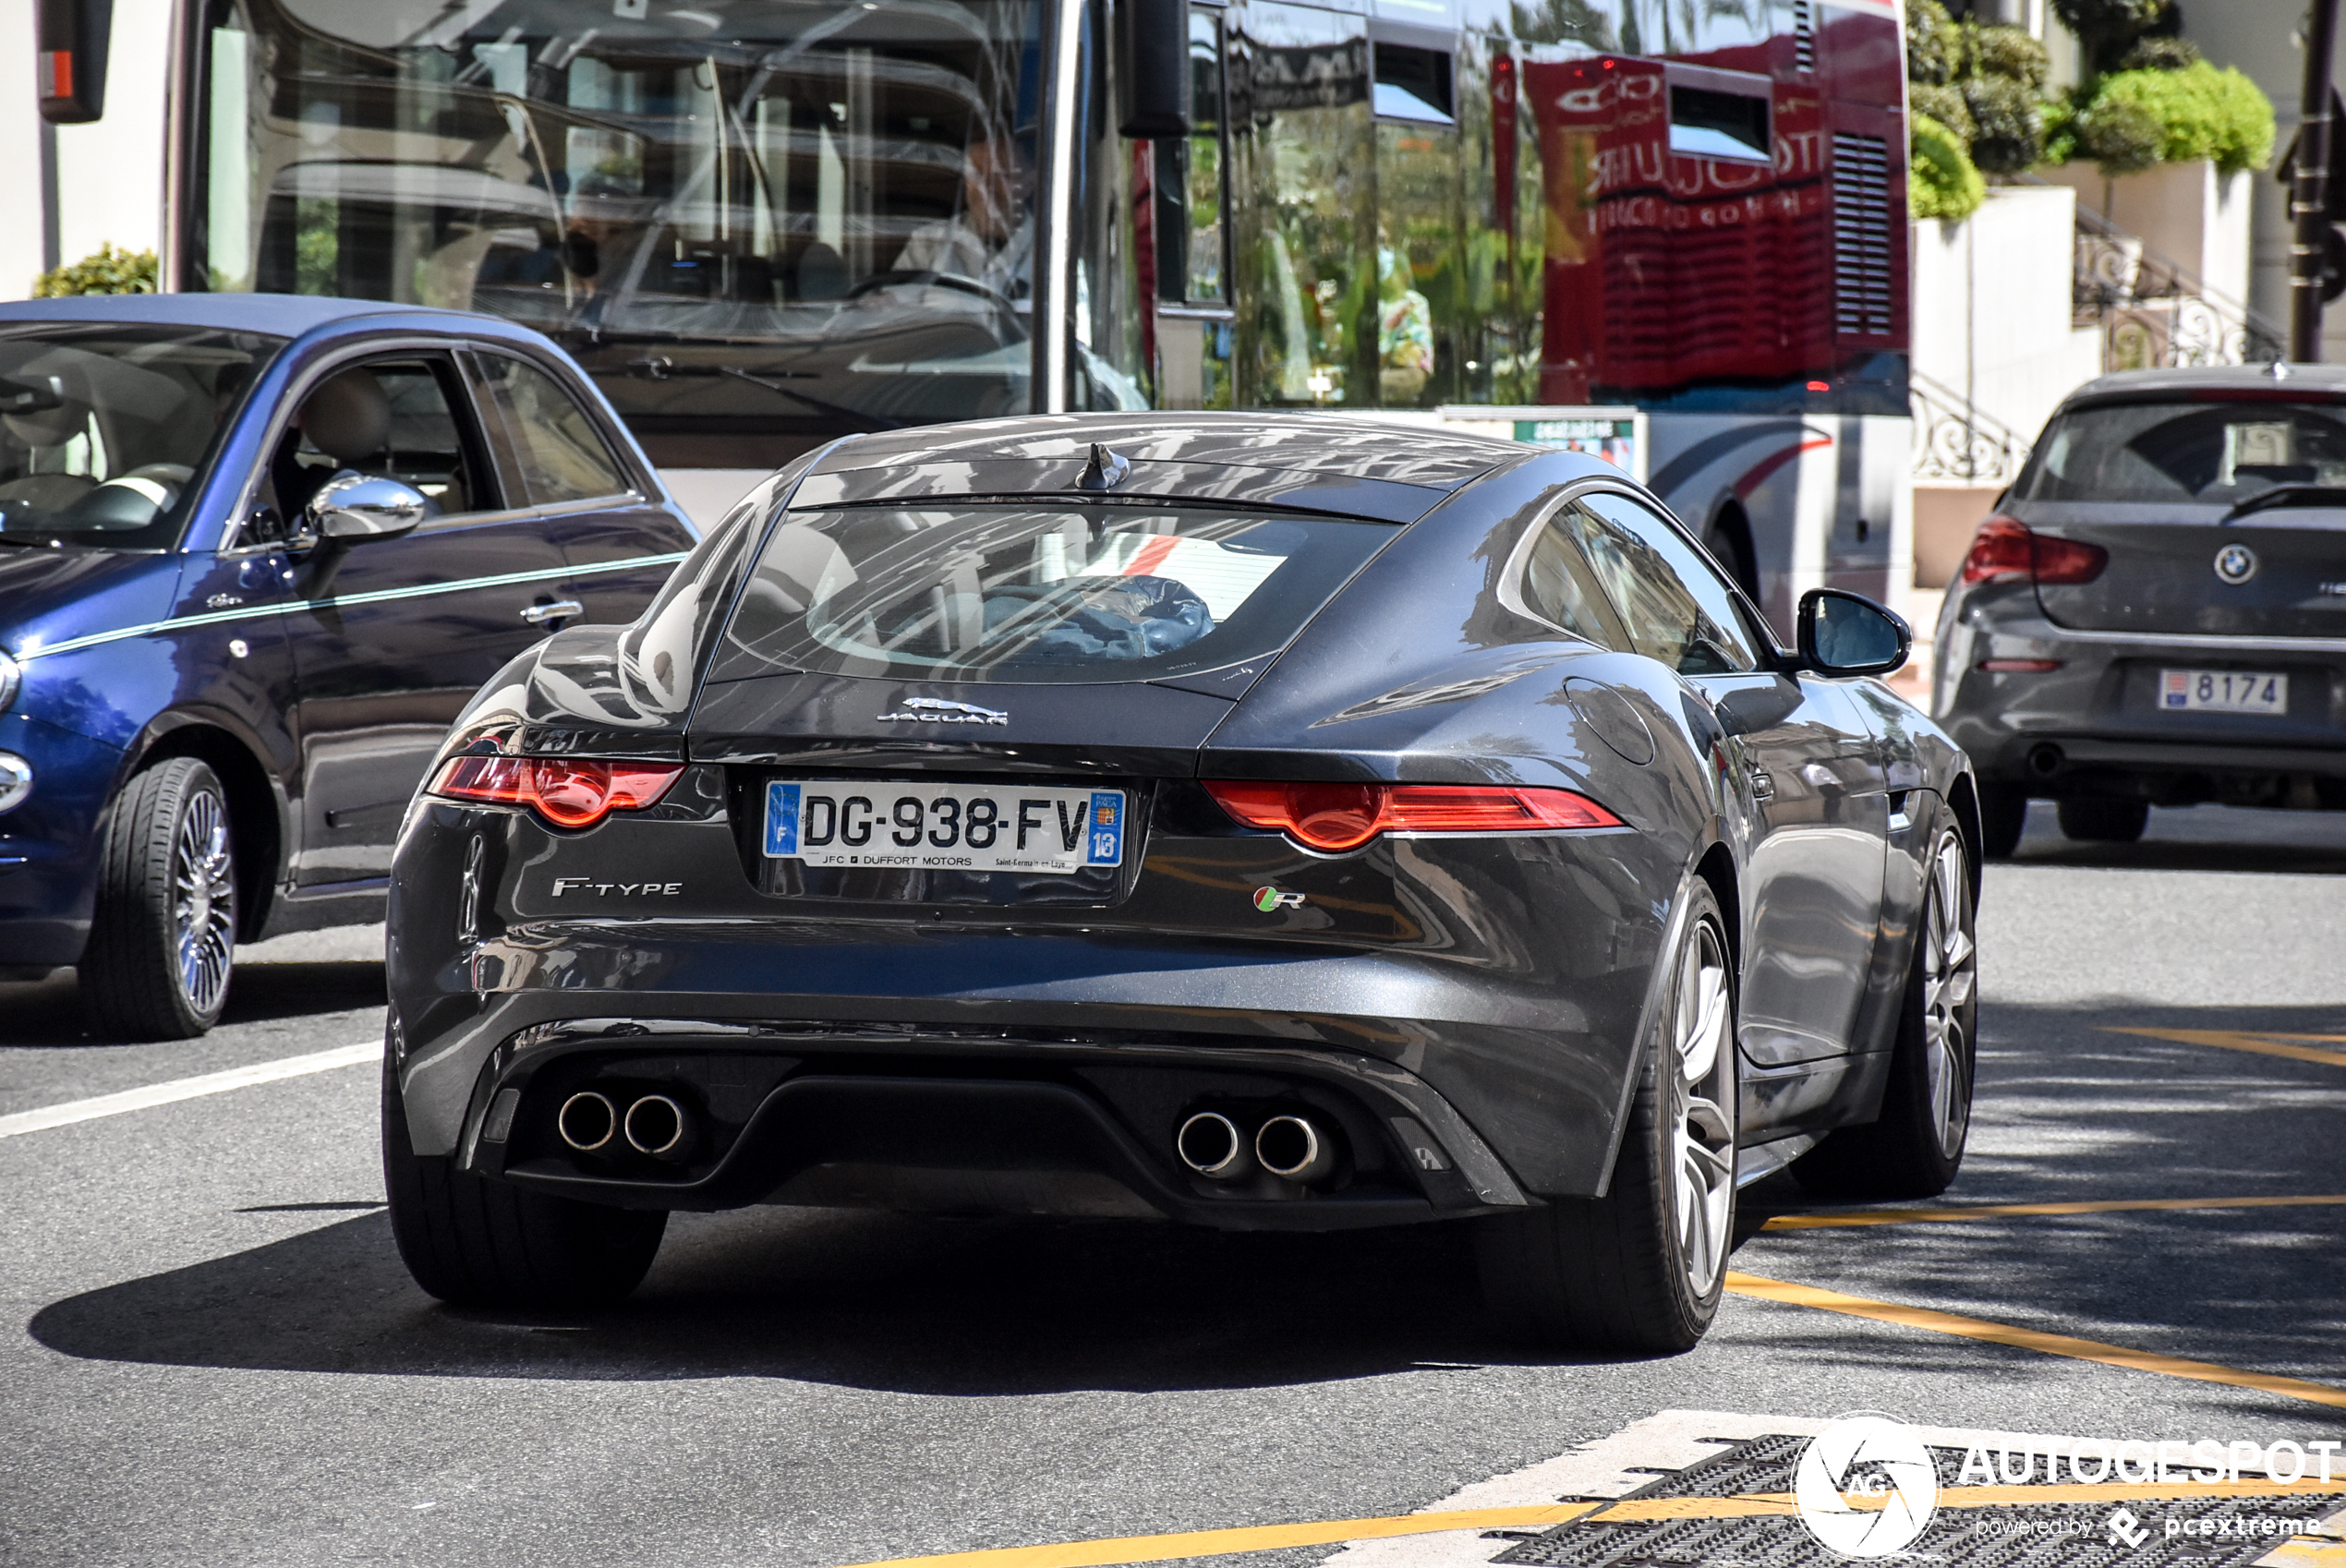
[1477,883,1737,1353]
[2058,797,2147,842]
[80,757,237,1040]
[1977,784,2028,859]
[382,1055,667,1309]
[1795,826,1978,1199]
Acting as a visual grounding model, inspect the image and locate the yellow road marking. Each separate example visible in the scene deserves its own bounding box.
[2102,1028,2346,1070]
[1762,1195,2346,1230]
[830,1481,2346,1568]
[1724,1272,2346,1409]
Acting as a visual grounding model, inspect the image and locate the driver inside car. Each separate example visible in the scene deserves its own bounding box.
[890,133,1034,300]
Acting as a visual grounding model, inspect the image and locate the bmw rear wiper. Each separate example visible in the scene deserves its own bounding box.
[2223,484,2346,519]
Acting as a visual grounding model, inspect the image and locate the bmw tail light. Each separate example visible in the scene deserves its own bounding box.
[1959,516,2108,586]
[1203,780,1622,852]
[429,754,683,829]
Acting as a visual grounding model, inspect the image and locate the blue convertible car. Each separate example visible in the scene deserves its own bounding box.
[0,295,696,1037]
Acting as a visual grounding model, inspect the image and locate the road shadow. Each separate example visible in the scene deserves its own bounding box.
[0,959,385,1046]
[2007,801,2346,874]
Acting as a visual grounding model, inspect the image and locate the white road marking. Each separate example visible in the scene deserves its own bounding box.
[0,1041,380,1140]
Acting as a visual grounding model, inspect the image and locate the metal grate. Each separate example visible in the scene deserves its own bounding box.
[1792,0,1815,71]
[1493,1432,2342,1568]
[1832,134,1893,337]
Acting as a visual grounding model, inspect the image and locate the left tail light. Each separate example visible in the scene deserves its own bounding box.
[429,754,683,829]
[1204,780,1623,853]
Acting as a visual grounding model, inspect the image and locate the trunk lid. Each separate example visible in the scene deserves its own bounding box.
[2026,501,2346,638]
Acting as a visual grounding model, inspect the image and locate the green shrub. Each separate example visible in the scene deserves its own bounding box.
[1911,114,1986,222]
[1910,82,1975,147]
[1963,23,2050,90]
[2117,35,2201,71]
[33,243,157,297]
[1907,0,1958,87]
[2090,61,2276,175]
[2074,90,2164,175]
[1963,74,2046,175]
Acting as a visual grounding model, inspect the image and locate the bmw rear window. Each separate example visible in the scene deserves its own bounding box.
[2016,398,2346,503]
[714,505,1395,684]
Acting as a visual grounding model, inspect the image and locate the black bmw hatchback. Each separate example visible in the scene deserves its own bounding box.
[384,414,1981,1350]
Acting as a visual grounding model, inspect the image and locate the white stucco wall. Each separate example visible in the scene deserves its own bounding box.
[1911,186,2104,448]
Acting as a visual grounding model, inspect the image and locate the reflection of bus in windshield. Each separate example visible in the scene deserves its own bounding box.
[156,0,1909,624]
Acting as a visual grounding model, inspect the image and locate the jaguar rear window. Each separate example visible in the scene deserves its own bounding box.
[714,504,1396,684]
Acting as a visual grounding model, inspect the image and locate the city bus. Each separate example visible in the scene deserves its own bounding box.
[88,0,1908,625]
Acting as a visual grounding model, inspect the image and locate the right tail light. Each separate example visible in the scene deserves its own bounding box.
[1959,516,2108,586]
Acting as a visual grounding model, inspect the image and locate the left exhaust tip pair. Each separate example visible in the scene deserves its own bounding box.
[1175,1109,1338,1185]
[556,1090,691,1161]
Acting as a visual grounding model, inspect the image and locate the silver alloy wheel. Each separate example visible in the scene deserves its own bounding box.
[172,787,236,1015]
[1668,917,1736,1297]
[1921,832,1977,1158]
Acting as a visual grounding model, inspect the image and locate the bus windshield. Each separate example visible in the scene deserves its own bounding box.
[198,0,1140,464]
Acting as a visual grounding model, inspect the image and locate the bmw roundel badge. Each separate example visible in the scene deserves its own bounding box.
[2213,542,2258,585]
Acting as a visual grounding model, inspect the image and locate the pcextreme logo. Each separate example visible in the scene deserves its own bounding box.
[1793,1414,1939,1557]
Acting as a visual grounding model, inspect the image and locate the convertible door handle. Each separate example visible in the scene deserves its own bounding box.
[521,599,585,625]
[1748,768,1775,802]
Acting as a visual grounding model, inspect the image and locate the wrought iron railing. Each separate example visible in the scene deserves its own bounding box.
[1909,368,2032,487]
[2071,202,2286,370]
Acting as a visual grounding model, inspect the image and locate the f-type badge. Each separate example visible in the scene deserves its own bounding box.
[2213,542,2258,585]
[877,696,1010,726]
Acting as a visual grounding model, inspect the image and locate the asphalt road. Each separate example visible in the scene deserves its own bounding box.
[4,802,2343,1568]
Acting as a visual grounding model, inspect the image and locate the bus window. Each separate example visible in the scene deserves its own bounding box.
[194,0,1100,465]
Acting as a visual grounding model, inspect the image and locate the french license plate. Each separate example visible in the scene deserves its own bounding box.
[2160,669,2288,714]
[763,780,1126,873]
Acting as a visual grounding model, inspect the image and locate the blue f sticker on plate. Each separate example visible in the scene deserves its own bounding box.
[1085,791,1124,865]
[765,782,802,857]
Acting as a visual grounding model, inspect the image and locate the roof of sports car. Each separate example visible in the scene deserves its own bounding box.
[789,412,1554,524]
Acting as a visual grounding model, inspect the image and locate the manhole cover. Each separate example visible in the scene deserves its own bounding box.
[1492,1431,2339,1567]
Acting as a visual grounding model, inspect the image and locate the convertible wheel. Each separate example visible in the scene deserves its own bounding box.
[80,757,237,1040]
[2058,797,2148,843]
[1795,826,1978,1199]
[1477,882,1737,1353]
[382,1055,667,1309]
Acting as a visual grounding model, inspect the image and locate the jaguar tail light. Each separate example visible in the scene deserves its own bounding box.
[1203,780,1623,852]
[1959,516,2108,586]
[429,754,683,829]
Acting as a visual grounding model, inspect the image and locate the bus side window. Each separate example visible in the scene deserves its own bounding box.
[1155,8,1227,306]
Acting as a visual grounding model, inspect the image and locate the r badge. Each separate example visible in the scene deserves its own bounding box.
[2213,542,2258,584]
[1253,886,1306,911]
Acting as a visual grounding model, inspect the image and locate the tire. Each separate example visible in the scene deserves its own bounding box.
[79,757,238,1040]
[2058,797,2147,843]
[1794,826,1978,1200]
[1977,784,2027,860]
[382,1054,667,1309]
[1477,882,1738,1353]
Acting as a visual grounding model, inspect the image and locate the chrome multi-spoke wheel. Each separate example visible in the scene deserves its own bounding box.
[1919,830,1977,1161]
[172,786,237,1017]
[1667,917,1737,1297]
[81,757,239,1040]
[1476,881,1737,1353]
[1795,819,1978,1199]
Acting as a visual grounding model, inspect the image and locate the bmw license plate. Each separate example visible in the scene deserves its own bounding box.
[763,781,1126,873]
[2159,669,2288,715]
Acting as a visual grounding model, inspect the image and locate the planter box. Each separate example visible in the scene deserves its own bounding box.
[2039,160,2253,314]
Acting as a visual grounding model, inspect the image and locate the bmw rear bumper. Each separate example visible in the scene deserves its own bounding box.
[1934,600,2346,804]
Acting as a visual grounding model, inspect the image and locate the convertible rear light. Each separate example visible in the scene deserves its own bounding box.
[1203,780,1622,852]
[429,754,683,829]
[1959,516,2108,586]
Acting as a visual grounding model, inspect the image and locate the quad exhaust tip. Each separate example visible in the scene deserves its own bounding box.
[556,1091,617,1152]
[1255,1114,1337,1184]
[1176,1111,1251,1180]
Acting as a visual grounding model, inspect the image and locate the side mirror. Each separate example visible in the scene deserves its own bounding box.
[302,471,430,547]
[1797,588,1910,676]
[1116,0,1191,137]
[36,0,113,124]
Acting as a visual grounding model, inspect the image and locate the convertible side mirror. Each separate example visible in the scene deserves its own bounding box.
[301,472,431,547]
[1797,588,1910,677]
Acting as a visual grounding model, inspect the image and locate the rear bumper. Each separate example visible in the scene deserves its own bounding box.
[424,1017,1530,1230]
[1934,597,2346,801]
